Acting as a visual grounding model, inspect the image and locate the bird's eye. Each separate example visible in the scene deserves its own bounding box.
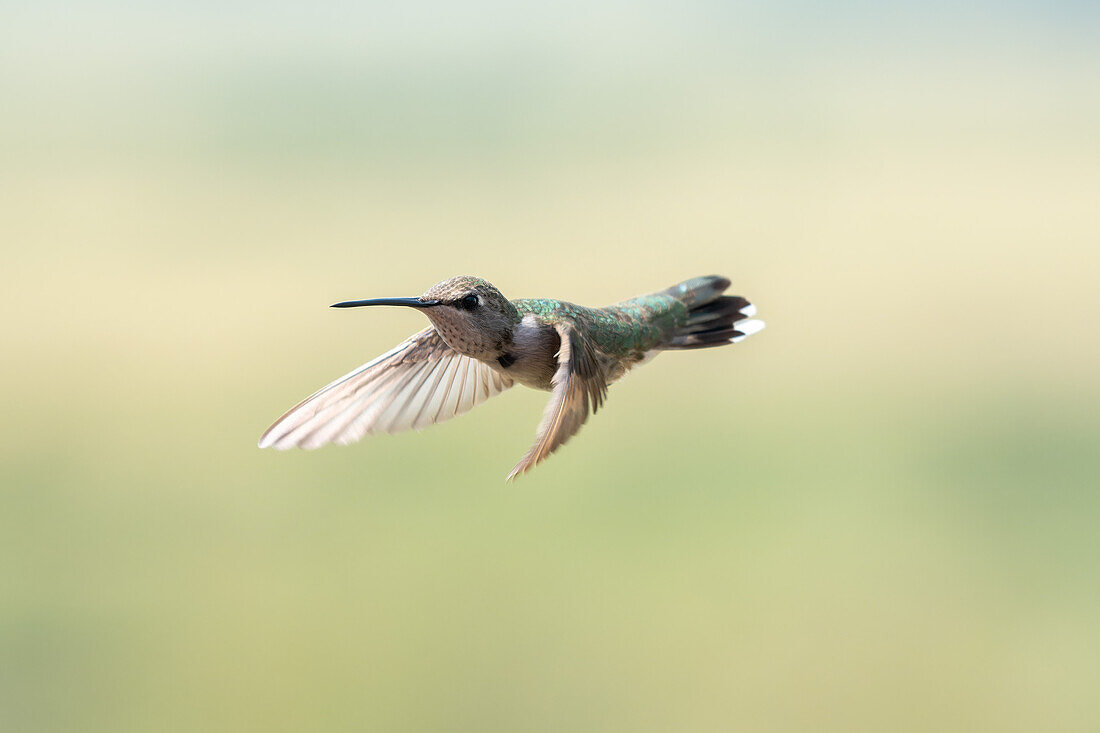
[458,293,479,310]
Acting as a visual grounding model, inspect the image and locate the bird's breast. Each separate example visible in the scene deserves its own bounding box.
[495,315,559,390]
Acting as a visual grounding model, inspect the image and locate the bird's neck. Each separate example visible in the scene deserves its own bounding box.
[425,312,515,362]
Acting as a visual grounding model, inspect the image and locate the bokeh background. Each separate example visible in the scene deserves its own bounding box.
[3,1,1099,730]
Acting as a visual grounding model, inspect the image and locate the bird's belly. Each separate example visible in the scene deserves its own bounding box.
[502,358,556,391]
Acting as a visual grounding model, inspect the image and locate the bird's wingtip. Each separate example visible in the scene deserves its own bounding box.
[258,431,292,450]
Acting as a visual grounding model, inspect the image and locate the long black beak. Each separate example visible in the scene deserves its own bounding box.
[330,297,440,309]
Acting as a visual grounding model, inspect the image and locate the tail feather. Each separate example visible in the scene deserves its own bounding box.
[684,295,751,328]
[661,275,731,309]
[660,275,764,350]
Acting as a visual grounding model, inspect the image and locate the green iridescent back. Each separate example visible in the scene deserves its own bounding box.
[512,292,689,357]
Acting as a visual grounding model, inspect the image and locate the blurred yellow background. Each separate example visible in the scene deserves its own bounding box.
[2,2,1098,731]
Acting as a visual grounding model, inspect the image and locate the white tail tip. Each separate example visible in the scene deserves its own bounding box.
[730,319,765,343]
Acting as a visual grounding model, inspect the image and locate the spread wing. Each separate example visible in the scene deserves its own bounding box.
[507,322,608,480]
[259,327,513,450]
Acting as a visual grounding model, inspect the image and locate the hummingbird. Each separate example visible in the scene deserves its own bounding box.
[258,275,764,479]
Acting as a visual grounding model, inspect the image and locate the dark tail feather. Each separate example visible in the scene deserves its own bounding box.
[661,275,764,350]
[660,275,731,309]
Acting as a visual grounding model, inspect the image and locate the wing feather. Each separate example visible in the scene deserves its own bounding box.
[258,327,512,450]
[428,356,462,425]
[292,365,409,449]
[455,358,477,416]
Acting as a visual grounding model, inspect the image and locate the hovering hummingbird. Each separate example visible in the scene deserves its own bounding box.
[258,275,764,479]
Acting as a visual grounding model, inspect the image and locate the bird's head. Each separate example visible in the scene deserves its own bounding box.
[332,276,520,360]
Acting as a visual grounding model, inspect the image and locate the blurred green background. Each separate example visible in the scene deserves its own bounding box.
[2,2,1099,731]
